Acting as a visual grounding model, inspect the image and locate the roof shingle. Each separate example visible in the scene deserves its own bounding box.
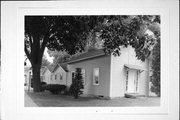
[66,49,106,64]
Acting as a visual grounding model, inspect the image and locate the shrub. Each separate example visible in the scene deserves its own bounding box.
[40,82,47,92]
[151,37,160,97]
[41,81,47,85]
[69,68,84,99]
[43,84,66,94]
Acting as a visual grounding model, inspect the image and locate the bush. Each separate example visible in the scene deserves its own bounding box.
[43,84,66,94]
[41,81,47,86]
[69,68,84,99]
[40,82,47,92]
[151,37,160,97]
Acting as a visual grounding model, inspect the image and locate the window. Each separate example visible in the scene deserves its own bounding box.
[72,71,75,80]
[93,68,99,85]
[126,71,128,91]
[60,73,63,80]
[51,75,53,81]
[55,74,57,80]
[81,69,86,85]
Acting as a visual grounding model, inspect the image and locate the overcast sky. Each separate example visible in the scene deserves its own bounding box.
[25,47,54,66]
[44,47,54,63]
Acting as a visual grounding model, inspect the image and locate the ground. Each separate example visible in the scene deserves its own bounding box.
[25,91,160,107]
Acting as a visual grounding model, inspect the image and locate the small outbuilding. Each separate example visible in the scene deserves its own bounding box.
[65,46,150,99]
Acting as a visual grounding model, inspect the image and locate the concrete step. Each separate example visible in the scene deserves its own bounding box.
[125,93,145,98]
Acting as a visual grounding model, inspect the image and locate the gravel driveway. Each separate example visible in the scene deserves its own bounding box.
[25,91,160,107]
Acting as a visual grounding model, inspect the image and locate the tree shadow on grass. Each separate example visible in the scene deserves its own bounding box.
[25,91,98,107]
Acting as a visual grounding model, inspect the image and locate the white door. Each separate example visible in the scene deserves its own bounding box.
[127,70,138,93]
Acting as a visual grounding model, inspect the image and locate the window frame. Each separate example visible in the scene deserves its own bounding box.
[93,68,100,86]
[60,73,63,80]
[81,69,86,85]
[126,70,129,92]
[51,74,53,81]
[71,71,75,80]
[55,74,57,80]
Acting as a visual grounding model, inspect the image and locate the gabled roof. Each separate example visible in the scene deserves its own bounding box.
[42,65,54,74]
[66,49,106,64]
[41,66,47,72]
[59,63,68,72]
[52,63,68,72]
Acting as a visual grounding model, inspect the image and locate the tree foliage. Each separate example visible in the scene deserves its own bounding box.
[41,55,50,67]
[69,68,84,99]
[25,15,160,92]
[25,16,91,92]
[150,27,160,97]
[98,15,160,61]
[47,50,71,64]
[151,37,160,96]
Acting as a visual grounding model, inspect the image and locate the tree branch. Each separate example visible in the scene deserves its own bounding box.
[24,45,31,62]
[40,36,48,60]
[29,35,33,52]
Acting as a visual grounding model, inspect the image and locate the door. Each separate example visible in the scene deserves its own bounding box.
[126,70,138,93]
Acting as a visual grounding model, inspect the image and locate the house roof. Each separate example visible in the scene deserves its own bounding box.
[52,63,68,72]
[42,65,54,74]
[66,49,106,64]
[41,66,46,72]
[59,63,68,72]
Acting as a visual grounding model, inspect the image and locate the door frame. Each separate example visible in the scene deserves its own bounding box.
[125,69,139,93]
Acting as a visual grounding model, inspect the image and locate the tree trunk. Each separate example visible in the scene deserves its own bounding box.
[32,64,41,92]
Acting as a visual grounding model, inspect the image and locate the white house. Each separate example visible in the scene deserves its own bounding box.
[42,66,53,84]
[52,64,68,85]
[25,66,45,90]
[42,64,68,85]
[24,67,32,90]
[65,46,150,99]
[24,66,31,86]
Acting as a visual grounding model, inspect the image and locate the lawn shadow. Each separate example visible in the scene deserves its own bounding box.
[25,91,160,107]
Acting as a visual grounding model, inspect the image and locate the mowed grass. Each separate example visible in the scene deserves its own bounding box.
[25,91,160,107]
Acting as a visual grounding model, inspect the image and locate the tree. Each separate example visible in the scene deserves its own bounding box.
[25,16,90,92]
[149,23,161,97]
[47,50,71,64]
[41,55,50,67]
[151,37,160,96]
[69,68,84,99]
[25,15,160,92]
[98,15,160,61]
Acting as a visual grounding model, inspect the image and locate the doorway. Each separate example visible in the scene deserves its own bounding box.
[126,70,139,93]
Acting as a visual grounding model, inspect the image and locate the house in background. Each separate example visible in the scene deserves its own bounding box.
[24,66,31,86]
[42,64,68,85]
[24,66,32,91]
[65,46,150,99]
[42,66,53,84]
[25,66,46,91]
[50,64,68,85]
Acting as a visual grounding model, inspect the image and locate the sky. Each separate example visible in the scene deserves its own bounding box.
[44,47,54,63]
[25,47,54,66]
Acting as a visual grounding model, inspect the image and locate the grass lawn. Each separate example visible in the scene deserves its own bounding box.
[25,91,160,107]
